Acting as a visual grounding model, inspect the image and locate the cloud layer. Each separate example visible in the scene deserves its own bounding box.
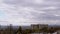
[0,0,60,25]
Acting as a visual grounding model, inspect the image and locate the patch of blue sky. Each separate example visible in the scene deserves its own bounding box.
[0,11,6,18]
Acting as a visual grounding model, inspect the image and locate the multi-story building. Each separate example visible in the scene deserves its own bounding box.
[39,24,48,29]
[31,24,48,29]
[31,24,39,30]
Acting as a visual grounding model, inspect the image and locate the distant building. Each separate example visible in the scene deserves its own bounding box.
[31,24,39,30]
[31,24,48,29]
[39,24,48,29]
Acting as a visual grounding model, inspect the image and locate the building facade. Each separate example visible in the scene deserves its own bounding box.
[31,24,48,29]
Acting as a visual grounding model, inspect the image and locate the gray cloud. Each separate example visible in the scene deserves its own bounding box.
[3,0,60,20]
[0,0,60,25]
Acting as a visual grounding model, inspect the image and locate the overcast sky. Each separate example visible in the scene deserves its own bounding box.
[0,0,60,25]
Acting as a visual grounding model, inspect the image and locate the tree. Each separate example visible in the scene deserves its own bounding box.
[48,27,55,34]
[6,24,14,34]
[17,26,22,34]
[24,29,31,34]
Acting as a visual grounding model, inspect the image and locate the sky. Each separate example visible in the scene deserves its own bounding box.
[0,0,60,25]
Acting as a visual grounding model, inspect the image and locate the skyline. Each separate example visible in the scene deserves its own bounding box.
[0,0,60,25]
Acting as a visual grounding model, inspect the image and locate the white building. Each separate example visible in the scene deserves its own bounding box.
[31,24,48,29]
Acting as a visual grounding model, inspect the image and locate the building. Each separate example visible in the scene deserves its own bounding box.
[39,24,48,29]
[31,24,39,30]
[31,24,48,29]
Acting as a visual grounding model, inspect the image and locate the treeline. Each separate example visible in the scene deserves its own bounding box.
[16,26,60,34]
[0,24,16,34]
[0,24,60,34]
